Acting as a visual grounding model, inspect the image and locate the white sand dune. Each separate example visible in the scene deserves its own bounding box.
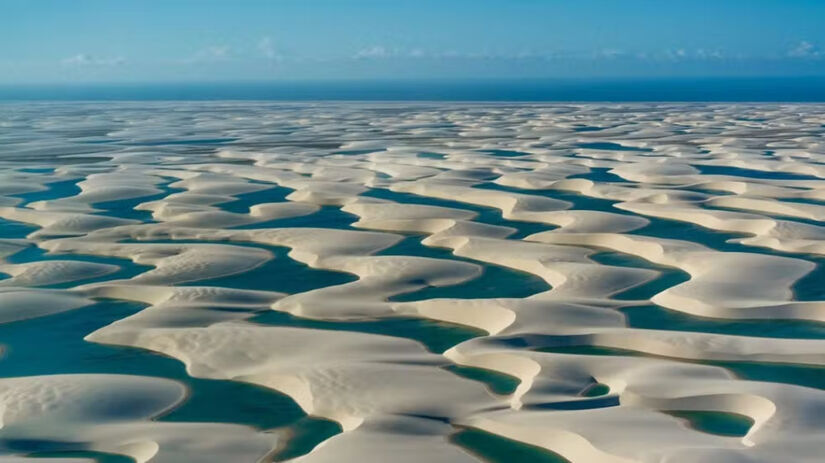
[529,231,825,320]
[0,260,118,287]
[0,207,139,238]
[0,288,92,324]
[27,171,165,213]
[40,239,274,285]
[0,374,280,463]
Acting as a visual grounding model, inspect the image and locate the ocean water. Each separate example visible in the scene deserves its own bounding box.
[1,77,825,102]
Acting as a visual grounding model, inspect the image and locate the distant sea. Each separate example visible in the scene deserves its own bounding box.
[2,77,825,102]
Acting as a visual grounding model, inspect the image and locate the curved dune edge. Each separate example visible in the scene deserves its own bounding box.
[447,342,825,462]
[26,170,166,213]
[40,238,275,286]
[85,321,499,463]
[0,207,140,238]
[0,260,119,287]
[526,231,825,321]
[0,288,92,324]
[0,374,280,463]
[66,224,490,319]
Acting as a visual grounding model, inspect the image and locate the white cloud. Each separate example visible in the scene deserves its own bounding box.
[670,48,687,59]
[597,49,625,59]
[354,45,391,59]
[660,48,709,61]
[258,36,281,61]
[353,45,442,59]
[788,41,821,58]
[694,49,725,60]
[345,45,741,64]
[61,54,125,66]
[184,45,232,63]
[354,46,550,60]
[203,45,230,59]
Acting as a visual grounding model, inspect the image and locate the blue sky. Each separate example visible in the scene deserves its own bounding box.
[3,0,825,83]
